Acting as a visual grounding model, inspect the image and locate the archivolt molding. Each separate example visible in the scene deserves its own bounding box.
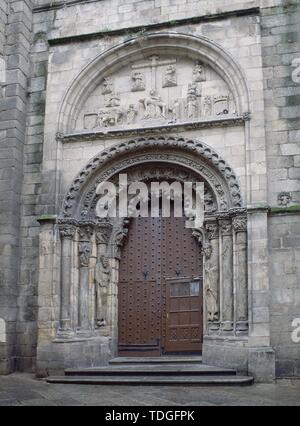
[57,32,250,134]
[60,136,243,219]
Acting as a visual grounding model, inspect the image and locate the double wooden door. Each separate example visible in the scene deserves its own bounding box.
[118,210,203,356]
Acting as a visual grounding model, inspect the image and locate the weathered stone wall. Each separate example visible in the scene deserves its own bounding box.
[0,0,299,377]
[0,0,33,373]
[261,2,300,377]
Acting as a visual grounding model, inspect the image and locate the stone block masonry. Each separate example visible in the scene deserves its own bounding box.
[0,0,299,381]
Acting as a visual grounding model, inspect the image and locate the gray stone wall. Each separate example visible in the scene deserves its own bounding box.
[261,2,300,377]
[0,0,33,373]
[0,0,299,377]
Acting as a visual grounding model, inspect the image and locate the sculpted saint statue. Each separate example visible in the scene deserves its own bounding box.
[203,242,219,322]
[95,255,111,327]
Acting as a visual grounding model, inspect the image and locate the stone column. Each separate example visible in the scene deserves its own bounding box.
[77,225,93,334]
[233,215,248,333]
[220,219,234,332]
[58,225,76,337]
[204,221,220,333]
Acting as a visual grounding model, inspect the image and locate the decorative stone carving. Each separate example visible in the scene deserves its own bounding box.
[214,95,229,116]
[95,255,111,327]
[101,77,113,95]
[162,64,177,87]
[278,191,291,206]
[220,220,232,236]
[61,137,243,219]
[131,71,145,92]
[232,216,247,232]
[202,242,219,323]
[203,96,212,117]
[105,92,121,108]
[186,94,198,119]
[188,82,201,98]
[95,226,112,245]
[78,242,91,267]
[193,62,206,82]
[168,98,181,121]
[78,53,237,132]
[140,90,167,119]
[126,104,138,124]
[205,222,219,240]
[59,225,76,239]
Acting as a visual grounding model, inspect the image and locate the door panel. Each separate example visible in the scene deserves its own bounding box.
[165,278,203,353]
[118,203,203,356]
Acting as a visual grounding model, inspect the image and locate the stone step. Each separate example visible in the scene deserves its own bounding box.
[109,356,203,365]
[47,375,254,386]
[65,364,236,376]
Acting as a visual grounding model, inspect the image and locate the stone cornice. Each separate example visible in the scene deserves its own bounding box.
[58,115,248,143]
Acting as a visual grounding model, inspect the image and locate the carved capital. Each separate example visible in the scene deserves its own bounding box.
[59,225,76,239]
[232,216,247,232]
[205,222,219,240]
[78,241,91,267]
[95,224,112,244]
[78,225,93,242]
[220,220,232,236]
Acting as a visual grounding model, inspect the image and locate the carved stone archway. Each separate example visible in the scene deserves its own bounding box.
[55,136,248,356]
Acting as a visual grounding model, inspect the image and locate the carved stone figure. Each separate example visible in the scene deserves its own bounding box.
[78,242,91,267]
[168,98,181,121]
[98,107,126,127]
[163,64,177,87]
[203,96,212,117]
[126,104,138,124]
[203,242,219,322]
[105,92,121,108]
[131,71,145,92]
[186,94,198,119]
[188,83,201,97]
[95,255,111,327]
[140,90,166,119]
[278,191,291,206]
[193,62,206,82]
[101,77,113,95]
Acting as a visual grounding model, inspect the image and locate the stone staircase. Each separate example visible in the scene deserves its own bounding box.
[47,356,254,386]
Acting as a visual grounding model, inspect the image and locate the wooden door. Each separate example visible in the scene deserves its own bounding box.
[118,206,203,356]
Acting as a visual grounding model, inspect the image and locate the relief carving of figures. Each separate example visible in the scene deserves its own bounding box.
[98,107,126,127]
[202,242,218,322]
[168,99,181,122]
[101,77,113,95]
[126,104,138,124]
[203,96,212,117]
[95,255,111,327]
[186,94,198,120]
[105,92,121,108]
[193,62,206,82]
[78,242,91,267]
[131,71,145,92]
[188,83,201,98]
[162,64,177,88]
[140,90,167,119]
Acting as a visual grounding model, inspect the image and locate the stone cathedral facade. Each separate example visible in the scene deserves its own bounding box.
[0,0,299,382]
